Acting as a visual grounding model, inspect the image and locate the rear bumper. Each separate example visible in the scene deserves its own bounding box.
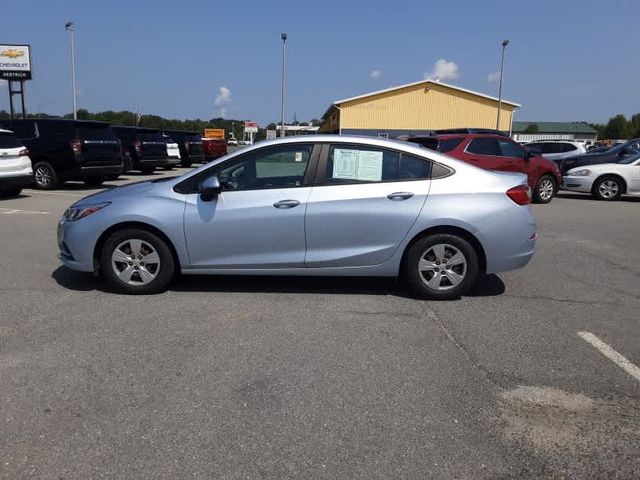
[138,157,170,168]
[188,153,205,163]
[71,164,123,178]
[0,174,33,190]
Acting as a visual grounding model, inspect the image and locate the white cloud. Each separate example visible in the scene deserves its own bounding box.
[214,86,232,106]
[370,69,382,79]
[487,71,501,82]
[424,59,459,82]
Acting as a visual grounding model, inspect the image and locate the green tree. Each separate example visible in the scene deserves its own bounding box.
[523,123,539,134]
[603,114,630,139]
[630,113,640,138]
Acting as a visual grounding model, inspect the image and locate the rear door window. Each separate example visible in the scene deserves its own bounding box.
[466,138,500,156]
[498,139,526,158]
[398,154,432,179]
[562,143,577,152]
[0,132,24,149]
[76,125,118,141]
[325,145,399,184]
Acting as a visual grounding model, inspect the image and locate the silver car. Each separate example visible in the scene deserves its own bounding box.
[57,136,536,299]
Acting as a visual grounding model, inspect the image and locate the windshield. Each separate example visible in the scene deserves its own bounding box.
[0,132,24,149]
[139,132,165,142]
[617,153,640,164]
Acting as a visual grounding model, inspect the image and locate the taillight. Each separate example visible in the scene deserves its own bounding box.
[506,185,531,205]
[70,139,82,155]
[18,148,29,156]
[133,140,142,154]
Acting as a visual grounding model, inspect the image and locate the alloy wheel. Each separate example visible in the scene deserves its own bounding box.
[538,179,554,201]
[598,180,619,199]
[111,239,161,285]
[418,243,467,291]
[35,166,52,188]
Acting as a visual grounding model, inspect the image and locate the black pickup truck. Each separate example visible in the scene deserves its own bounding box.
[112,126,170,174]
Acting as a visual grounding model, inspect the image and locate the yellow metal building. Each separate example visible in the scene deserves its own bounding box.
[319,79,521,137]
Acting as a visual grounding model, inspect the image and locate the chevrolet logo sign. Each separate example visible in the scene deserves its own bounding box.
[0,49,25,59]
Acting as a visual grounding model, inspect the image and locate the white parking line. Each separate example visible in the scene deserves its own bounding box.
[578,331,640,383]
[0,207,50,215]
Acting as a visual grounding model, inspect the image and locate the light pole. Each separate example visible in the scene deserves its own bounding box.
[496,39,509,131]
[65,21,78,120]
[280,32,287,138]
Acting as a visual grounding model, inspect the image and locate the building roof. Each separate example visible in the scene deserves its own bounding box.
[333,79,522,108]
[512,121,597,134]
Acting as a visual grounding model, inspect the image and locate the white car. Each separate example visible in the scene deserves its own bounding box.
[525,140,587,161]
[563,154,640,200]
[163,135,181,169]
[0,129,33,198]
[227,138,238,146]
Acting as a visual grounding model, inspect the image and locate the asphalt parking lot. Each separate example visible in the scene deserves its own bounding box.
[1,168,638,479]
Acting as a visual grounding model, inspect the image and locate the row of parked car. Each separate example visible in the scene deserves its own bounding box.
[402,130,640,202]
[0,119,229,194]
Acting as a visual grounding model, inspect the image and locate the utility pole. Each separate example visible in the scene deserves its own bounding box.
[496,39,509,131]
[280,32,287,138]
[65,21,78,119]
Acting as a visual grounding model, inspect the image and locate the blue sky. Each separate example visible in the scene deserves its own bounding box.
[2,0,638,125]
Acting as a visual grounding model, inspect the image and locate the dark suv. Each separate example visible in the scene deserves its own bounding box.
[0,119,123,189]
[406,133,562,204]
[112,127,170,174]
[162,130,204,167]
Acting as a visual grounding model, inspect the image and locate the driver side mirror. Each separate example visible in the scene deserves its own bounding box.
[200,175,221,202]
[525,148,538,160]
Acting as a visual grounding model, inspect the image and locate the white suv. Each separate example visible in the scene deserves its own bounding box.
[524,140,587,161]
[0,129,33,197]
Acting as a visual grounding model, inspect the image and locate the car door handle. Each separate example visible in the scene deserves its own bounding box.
[273,199,300,209]
[387,192,414,201]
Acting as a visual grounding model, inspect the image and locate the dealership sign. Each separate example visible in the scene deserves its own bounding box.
[0,45,32,80]
[244,121,258,133]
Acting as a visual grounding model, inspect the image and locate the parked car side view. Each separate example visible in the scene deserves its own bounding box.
[112,127,170,174]
[162,130,204,167]
[563,153,640,200]
[524,140,587,161]
[57,136,536,299]
[202,138,228,161]
[406,133,562,204]
[0,119,123,189]
[0,129,33,197]
[559,138,640,174]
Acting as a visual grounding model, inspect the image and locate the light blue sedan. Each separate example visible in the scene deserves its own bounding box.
[58,136,535,299]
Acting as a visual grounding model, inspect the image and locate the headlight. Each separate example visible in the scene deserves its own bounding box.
[63,202,110,221]
[568,169,592,177]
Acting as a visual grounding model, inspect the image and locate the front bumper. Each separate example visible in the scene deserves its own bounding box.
[562,175,594,193]
[57,217,102,272]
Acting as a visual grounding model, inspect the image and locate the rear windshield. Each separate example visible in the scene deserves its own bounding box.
[76,125,118,141]
[0,132,24,149]
[437,138,464,153]
[188,135,202,143]
[139,132,166,142]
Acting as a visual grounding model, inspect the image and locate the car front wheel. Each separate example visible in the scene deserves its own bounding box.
[33,161,59,190]
[100,229,175,294]
[533,175,556,204]
[402,233,479,300]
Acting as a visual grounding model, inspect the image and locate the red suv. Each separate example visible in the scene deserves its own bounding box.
[407,133,561,203]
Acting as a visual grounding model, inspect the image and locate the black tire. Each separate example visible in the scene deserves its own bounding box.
[33,161,59,190]
[100,228,175,294]
[162,166,174,171]
[105,174,120,181]
[140,167,155,175]
[1,188,22,197]
[533,174,556,204]
[401,233,479,300]
[83,176,104,187]
[592,175,624,201]
[180,161,192,168]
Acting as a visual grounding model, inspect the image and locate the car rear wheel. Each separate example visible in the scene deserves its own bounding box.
[162,166,174,171]
[100,229,175,294]
[593,176,623,201]
[140,167,154,175]
[180,160,192,168]
[533,175,556,204]
[1,188,22,197]
[83,176,104,187]
[33,162,59,190]
[402,233,479,300]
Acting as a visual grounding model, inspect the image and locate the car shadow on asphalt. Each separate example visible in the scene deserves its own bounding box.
[556,192,640,203]
[51,266,505,299]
